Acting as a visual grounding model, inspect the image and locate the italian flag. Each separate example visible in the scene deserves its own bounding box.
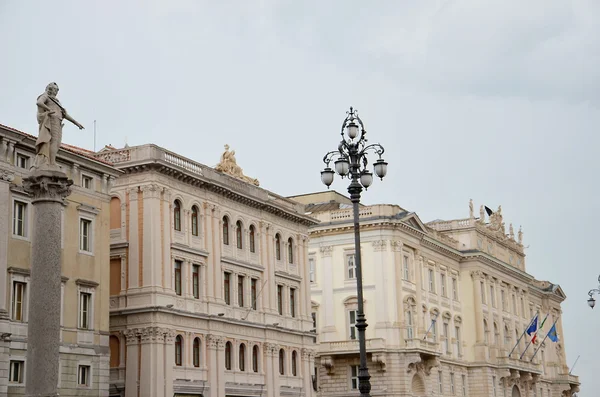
[531,315,548,344]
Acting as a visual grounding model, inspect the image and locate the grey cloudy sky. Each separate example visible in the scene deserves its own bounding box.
[1,0,599,394]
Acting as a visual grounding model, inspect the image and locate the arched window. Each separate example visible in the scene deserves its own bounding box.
[406,310,414,339]
[275,234,281,260]
[174,200,182,231]
[110,197,121,229]
[252,345,259,373]
[278,349,285,375]
[494,323,499,346]
[236,220,243,249]
[225,341,232,370]
[249,225,256,253]
[193,337,200,368]
[291,350,298,376]
[484,320,490,344]
[191,206,199,236]
[239,343,246,371]
[175,335,183,366]
[288,238,294,264]
[223,216,229,245]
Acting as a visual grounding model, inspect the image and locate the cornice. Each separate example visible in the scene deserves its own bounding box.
[171,243,209,259]
[274,270,302,283]
[221,256,264,272]
[461,252,532,284]
[117,162,317,227]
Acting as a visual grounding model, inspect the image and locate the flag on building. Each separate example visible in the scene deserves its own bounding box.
[547,324,559,342]
[531,314,548,344]
[526,314,538,335]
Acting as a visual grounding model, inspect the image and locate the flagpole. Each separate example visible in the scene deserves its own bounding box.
[568,355,580,375]
[530,318,559,363]
[520,313,549,360]
[423,313,438,340]
[508,312,538,358]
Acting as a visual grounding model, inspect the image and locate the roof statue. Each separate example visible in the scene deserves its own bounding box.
[479,205,485,223]
[518,226,523,245]
[33,82,84,171]
[215,144,259,186]
[509,223,515,240]
[469,198,474,219]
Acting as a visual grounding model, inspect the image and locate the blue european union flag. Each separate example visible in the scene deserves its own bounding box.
[526,314,538,335]
[547,324,558,342]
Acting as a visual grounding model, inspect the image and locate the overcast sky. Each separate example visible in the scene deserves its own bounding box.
[1,0,599,394]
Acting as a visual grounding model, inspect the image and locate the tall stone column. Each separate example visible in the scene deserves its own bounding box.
[163,330,175,397]
[264,343,277,397]
[124,329,140,397]
[23,170,72,397]
[471,270,486,361]
[207,335,219,397]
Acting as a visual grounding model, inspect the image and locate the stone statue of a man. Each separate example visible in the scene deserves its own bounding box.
[34,82,84,170]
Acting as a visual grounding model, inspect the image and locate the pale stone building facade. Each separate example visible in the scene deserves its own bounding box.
[290,191,580,397]
[95,144,317,397]
[0,124,120,397]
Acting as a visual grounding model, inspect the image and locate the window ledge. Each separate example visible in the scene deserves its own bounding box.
[78,250,95,257]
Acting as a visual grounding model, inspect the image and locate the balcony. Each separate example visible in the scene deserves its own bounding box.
[497,355,542,374]
[318,338,385,355]
[404,338,440,355]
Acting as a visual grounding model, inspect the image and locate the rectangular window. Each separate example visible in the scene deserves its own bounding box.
[309,257,315,283]
[82,175,93,189]
[13,200,27,237]
[79,292,91,329]
[347,254,356,279]
[80,218,92,252]
[490,285,496,308]
[349,310,357,340]
[311,312,317,330]
[452,277,458,300]
[403,255,410,280]
[192,265,200,299]
[428,269,435,292]
[78,365,91,386]
[492,376,497,396]
[462,374,467,396]
[238,275,244,307]
[512,295,517,314]
[438,371,443,394]
[224,272,231,305]
[444,323,450,353]
[277,285,283,315]
[174,261,182,296]
[441,273,446,297]
[16,153,29,169]
[501,290,506,311]
[451,373,455,395]
[350,365,359,390]
[521,297,525,318]
[406,310,414,339]
[251,278,257,310]
[12,281,26,321]
[290,288,296,318]
[480,281,486,303]
[9,360,24,383]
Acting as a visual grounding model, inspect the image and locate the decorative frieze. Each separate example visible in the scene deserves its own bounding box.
[320,246,333,258]
[372,240,387,252]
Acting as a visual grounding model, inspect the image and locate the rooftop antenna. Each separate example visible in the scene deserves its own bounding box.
[93,120,97,152]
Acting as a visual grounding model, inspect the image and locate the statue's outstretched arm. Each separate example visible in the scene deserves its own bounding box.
[63,111,84,130]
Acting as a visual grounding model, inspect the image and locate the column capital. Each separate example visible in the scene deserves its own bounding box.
[372,240,387,252]
[319,246,333,258]
[207,334,225,349]
[264,342,279,356]
[0,169,14,182]
[123,328,141,345]
[163,329,176,343]
[471,270,485,280]
[22,170,72,204]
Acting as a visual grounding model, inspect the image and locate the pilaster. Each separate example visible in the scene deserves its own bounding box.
[128,187,140,289]
[124,329,140,397]
[319,245,336,341]
[0,169,14,319]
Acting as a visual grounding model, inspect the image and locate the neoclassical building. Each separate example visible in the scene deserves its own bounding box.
[0,124,120,397]
[290,191,580,397]
[95,144,317,397]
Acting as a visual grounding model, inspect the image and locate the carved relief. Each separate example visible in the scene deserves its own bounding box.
[123,328,140,344]
[215,144,260,186]
[372,240,387,252]
[470,270,485,280]
[390,240,403,252]
[320,246,333,258]
[0,169,14,182]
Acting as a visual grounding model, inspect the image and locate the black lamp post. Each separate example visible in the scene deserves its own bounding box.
[320,107,387,397]
[587,274,600,309]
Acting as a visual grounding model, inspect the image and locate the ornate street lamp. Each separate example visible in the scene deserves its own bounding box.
[587,274,600,309]
[320,107,387,397]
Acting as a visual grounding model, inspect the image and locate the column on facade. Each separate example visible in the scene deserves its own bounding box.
[264,343,277,397]
[124,329,140,397]
[141,184,162,288]
[299,235,310,322]
[128,188,140,289]
[161,189,171,289]
[471,271,485,342]
[163,330,175,397]
[213,208,224,304]
[0,138,7,161]
[0,169,14,319]
[216,337,226,397]
[373,240,390,339]
[140,327,166,397]
[5,141,14,164]
[414,251,424,336]
[265,223,277,313]
[203,203,215,301]
[392,241,404,335]
[207,335,219,397]
[72,163,80,185]
[319,246,335,341]
[301,348,315,397]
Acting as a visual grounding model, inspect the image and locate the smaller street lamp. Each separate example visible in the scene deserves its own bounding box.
[587,274,600,309]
